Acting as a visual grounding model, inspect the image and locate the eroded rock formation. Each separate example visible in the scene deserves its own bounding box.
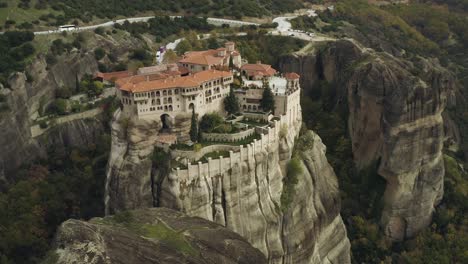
[279,39,454,240]
[106,109,351,263]
[52,207,267,264]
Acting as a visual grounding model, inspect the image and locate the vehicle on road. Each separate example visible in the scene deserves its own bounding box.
[58,25,76,31]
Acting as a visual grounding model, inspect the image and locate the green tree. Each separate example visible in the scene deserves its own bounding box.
[199,113,223,133]
[94,48,106,60]
[189,108,198,142]
[224,87,239,115]
[229,55,234,68]
[162,49,178,64]
[260,83,275,113]
[56,86,71,99]
[175,39,192,55]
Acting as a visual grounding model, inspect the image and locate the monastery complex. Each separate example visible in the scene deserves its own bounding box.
[99,41,301,145]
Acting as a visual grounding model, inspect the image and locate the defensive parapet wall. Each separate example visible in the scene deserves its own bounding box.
[170,114,294,182]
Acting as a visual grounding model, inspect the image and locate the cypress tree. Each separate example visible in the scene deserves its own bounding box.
[224,86,239,114]
[260,82,275,113]
[189,108,198,142]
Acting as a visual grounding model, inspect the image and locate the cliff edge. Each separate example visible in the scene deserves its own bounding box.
[50,207,267,264]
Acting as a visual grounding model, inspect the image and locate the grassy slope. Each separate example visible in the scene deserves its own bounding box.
[0,0,62,26]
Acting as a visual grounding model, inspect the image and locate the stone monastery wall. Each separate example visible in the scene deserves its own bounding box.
[170,114,294,182]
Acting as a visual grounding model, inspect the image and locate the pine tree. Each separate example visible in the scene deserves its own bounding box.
[189,108,198,142]
[224,87,240,115]
[261,82,275,113]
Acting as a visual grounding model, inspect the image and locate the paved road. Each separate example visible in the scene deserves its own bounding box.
[23,16,259,35]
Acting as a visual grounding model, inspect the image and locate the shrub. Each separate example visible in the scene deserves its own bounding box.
[56,87,72,99]
[199,113,224,133]
[94,48,106,60]
[280,157,302,212]
[46,53,57,65]
[113,211,133,224]
[193,143,202,152]
[39,120,48,129]
[94,27,105,35]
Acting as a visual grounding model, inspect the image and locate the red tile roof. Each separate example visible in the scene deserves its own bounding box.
[94,71,133,82]
[241,63,277,77]
[284,72,300,79]
[179,49,226,66]
[117,70,233,93]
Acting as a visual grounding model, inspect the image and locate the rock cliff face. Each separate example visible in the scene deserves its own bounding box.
[0,33,144,180]
[51,207,267,264]
[105,112,191,213]
[106,109,351,263]
[279,39,453,240]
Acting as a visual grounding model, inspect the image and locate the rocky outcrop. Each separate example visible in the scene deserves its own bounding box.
[105,111,191,214]
[0,32,145,180]
[51,207,267,264]
[106,107,351,263]
[280,132,350,264]
[279,39,453,240]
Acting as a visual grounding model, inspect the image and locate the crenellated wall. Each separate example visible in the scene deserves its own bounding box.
[171,115,290,182]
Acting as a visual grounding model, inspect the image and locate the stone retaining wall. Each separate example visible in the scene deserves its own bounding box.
[201,127,255,142]
[171,144,239,162]
[31,108,102,138]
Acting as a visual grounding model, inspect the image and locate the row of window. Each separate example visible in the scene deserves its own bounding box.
[139,105,177,113]
[151,97,179,105]
[129,78,232,99]
[135,89,179,98]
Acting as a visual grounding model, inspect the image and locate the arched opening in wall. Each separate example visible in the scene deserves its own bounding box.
[189,103,195,111]
[160,114,173,133]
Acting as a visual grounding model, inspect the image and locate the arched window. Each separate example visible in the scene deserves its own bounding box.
[156,91,160,97]
[163,90,167,96]
[168,97,172,104]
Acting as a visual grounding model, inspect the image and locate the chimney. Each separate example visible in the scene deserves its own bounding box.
[256,61,261,64]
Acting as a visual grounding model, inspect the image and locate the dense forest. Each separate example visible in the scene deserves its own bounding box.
[0,136,109,263]
[0,31,35,86]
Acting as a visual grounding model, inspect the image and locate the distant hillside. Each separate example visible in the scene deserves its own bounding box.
[0,0,311,30]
